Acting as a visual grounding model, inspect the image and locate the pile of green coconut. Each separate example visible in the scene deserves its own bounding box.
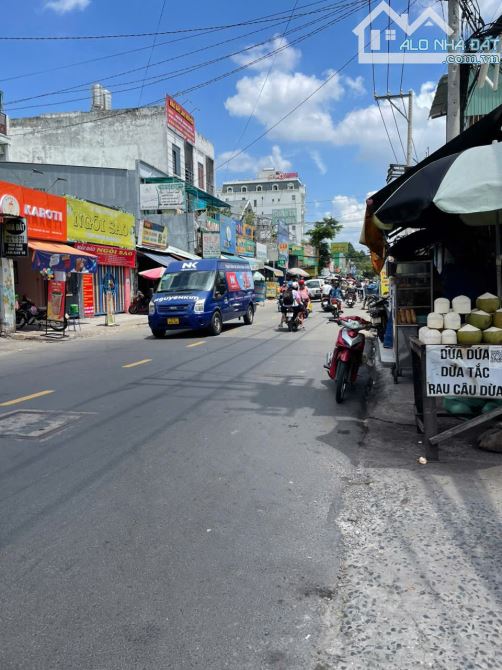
[419,293,502,345]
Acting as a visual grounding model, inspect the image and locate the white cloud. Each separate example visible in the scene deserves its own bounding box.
[217,144,291,174]
[331,194,372,248]
[310,150,327,175]
[44,0,90,12]
[232,35,301,73]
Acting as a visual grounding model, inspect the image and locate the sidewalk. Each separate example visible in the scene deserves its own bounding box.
[320,362,502,669]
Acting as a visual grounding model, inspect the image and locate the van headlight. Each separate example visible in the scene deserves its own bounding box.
[193,299,205,313]
[148,300,156,315]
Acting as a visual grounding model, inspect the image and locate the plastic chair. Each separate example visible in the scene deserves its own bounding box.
[68,303,81,332]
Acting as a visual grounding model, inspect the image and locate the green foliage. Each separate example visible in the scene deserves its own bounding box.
[306,216,343,270]
[347,242,375,278]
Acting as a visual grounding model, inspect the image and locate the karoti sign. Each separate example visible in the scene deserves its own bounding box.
[166,96,195,144]
[1,216,28,257]
[426,345,502,399]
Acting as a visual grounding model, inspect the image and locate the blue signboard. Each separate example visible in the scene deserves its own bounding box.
[219,217,236,255]
[277,221,289,269]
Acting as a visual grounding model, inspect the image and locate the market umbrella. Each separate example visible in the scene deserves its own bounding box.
[287,267,310,277]
[139,266,166,280]
[253,271,265,281]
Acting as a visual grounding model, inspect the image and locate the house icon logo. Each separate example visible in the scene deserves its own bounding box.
[353,0,453,64]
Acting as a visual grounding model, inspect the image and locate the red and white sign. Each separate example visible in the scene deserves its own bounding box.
[47,280,66,322]
[0,180,67,242]
[73,242,136,268]
[166,96,195,144]
[82,274,95,317]
[267,172,299,180]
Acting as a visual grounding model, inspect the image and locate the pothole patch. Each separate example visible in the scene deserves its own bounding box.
[0,410,91,439]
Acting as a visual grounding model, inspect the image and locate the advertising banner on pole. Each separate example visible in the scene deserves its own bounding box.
[47,279,66,322]
[426,345,502,398]
[277,221,289,268]
[1,216,28,257]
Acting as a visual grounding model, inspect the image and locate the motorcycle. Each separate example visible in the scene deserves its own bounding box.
[16,298,67,331]
[321,295,331,312]
[325,316,372,403]
[283,306,302,332]
[344,291,356,309]
[329,297,342,319]
[128,290,150,314]
[367,296,389,342]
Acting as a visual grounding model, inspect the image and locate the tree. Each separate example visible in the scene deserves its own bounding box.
[346,242,375,278]
[306,216,343,270]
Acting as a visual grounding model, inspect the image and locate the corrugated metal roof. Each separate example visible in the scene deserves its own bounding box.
[429,75,448,119]
[465,68,502,117]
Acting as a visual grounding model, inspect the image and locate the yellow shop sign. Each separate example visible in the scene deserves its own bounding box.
[66,197,135,250]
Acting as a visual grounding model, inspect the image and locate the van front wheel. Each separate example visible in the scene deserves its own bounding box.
[243,305,254,325]
[209,311,222,336]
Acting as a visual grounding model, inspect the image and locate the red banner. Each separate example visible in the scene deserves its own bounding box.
[73,242,136,268]
[0,180,67,242]
[47,280,66,322]
[166,96,195,144]
[82,274,95,317]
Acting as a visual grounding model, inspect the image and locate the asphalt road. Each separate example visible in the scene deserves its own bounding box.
[0,302,367,670]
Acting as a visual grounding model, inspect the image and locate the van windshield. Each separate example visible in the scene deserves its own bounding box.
[157,270,215,293]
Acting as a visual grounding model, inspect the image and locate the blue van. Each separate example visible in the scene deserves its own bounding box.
[148,258,256,337]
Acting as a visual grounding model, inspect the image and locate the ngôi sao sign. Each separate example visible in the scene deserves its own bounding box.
[66,197,135,250]
[166,96,195,144]
[0,180,67,242]
[73,243,136,268]
[426,345,502,399]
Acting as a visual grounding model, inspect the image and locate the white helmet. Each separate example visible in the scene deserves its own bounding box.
[292,281,299,289]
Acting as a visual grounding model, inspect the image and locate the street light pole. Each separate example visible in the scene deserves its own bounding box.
[446,0,461,141]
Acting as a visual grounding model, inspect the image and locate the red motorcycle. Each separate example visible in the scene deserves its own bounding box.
[325,316,371,403]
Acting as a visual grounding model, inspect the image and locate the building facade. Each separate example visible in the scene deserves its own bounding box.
[217,169,306,245]
[8,91,215,194]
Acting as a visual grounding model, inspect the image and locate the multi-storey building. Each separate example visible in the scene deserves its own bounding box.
[217,169,306,244]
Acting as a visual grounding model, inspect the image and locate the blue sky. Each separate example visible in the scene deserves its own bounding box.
[1,0,501,246]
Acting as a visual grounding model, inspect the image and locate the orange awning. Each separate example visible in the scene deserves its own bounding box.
[28,241,97,257]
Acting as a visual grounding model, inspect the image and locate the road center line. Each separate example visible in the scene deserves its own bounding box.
[186,341,206,348]
[122,359,152,369]
[0,390,55,407]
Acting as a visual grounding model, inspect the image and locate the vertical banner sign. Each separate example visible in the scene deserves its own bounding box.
[166,96,196,144]
[202,232,220,258]
[277,221,289,269]
[1,216,28,257]
[102,272,116,326]
[47,280,66,322]
[82,274,95,317]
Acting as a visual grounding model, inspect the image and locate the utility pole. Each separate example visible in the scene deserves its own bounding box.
[446,0,461,141]
[374,91,414,167]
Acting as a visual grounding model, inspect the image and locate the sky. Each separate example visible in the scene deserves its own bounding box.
[1,0,501,247]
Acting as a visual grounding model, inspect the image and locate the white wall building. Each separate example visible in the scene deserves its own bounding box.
[217,169,306,244]
[8,88,215,194]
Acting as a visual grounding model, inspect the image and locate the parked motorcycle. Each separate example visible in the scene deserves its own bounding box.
[128,290,150,314]
[325,316,372,403]
[367,296,389,342]
[16,296,67,331]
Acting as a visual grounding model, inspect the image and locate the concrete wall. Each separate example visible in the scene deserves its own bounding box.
[144,212,197,253]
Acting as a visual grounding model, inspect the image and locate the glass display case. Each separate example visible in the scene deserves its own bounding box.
[392,260,433,382]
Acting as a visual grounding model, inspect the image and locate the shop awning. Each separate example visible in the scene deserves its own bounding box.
[30,240,97,274]
[264,265,284,278]
[239,256,264,271]
[140,251,177,267]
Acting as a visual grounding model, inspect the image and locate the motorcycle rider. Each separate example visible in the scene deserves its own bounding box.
[291,281,305,327]
[297,279,311,318]
[279,281,295,327]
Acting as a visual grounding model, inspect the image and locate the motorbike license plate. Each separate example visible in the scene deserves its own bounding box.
[371,317,382,324]
[167,317,180,325]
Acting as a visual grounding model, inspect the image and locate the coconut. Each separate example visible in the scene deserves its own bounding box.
[427,312,444,329]
[493,309,502,329]
[418,326,430,343]
[482,326,502,345]
[442,329,457,345]
[467,309,492,330]
[452,295,471,314]
[422,329,442,345]
[457,324,483,345]
[443,312,461,330]
[434,297,450,314]
[476,292,501,313]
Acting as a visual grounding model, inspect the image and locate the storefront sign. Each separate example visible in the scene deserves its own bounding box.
[267,243,279,262]
[267,172,298,180]
[277,221,289,269]
[82,273,95,317]
[236,221,255,239]
[74,242,136,268]
[426,345,502,398]
[140,182,185,210]
[256,242,267,261]
[331,242,349,254]
[202,232,220,258]
[47,279,66,322]
[137,219,168,251]
[166,96,196,144]
[236,236,255,257]
[0,181,67,242]
[380,268,390,296]
[266,281,278,298]
[220,218,236,254]
[66,197,135,250]
[1,216,28,257]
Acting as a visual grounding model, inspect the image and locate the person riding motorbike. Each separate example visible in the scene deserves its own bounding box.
[279,281,296,327]
[297,279,311,318]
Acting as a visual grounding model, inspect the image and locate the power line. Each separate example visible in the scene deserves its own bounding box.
[389,100,407,162]
[0,1,338,40]
[375,99,399,164]
[138,0,168,106]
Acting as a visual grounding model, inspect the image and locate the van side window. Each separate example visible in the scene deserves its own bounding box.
[215,271,227,295]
